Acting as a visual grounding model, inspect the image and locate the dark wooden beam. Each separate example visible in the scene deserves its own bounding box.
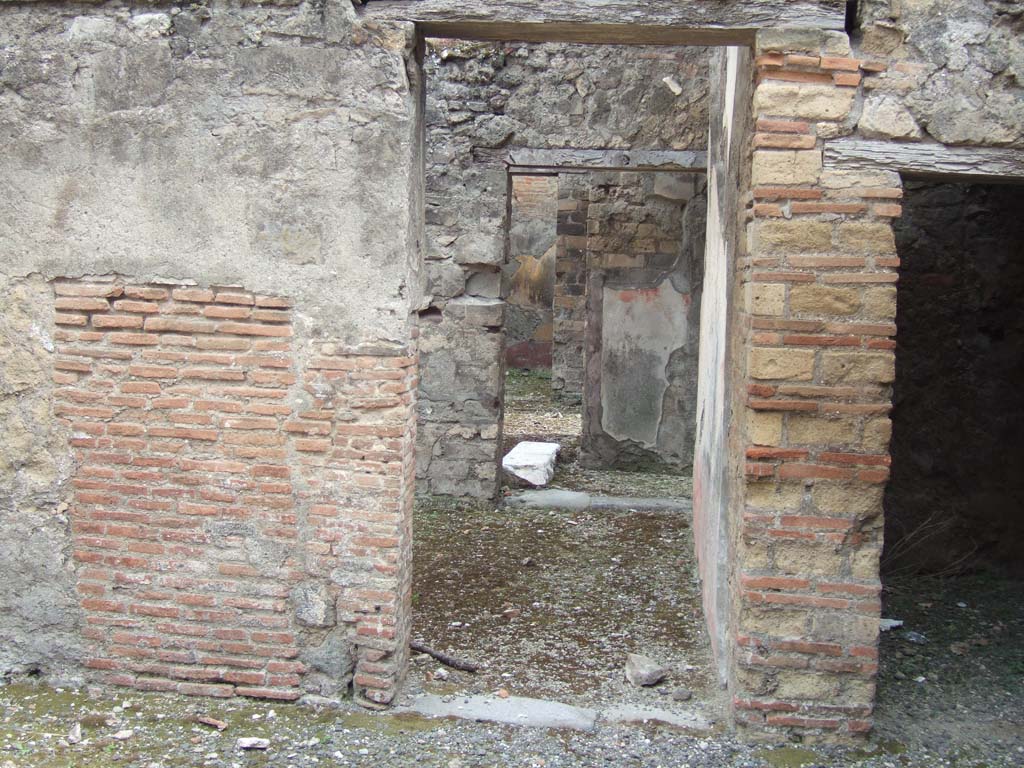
[356,1,846,45]
[495,148,708,173]
[825,139,1024,183]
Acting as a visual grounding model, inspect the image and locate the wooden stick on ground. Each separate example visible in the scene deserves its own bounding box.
[410,640,481,673]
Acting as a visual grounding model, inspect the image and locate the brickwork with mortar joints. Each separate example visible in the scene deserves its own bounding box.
[54,280,416,706]
[729,29,901,740]
[552,178,589,399]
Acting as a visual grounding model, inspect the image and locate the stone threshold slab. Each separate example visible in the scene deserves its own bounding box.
[395,693,712,732]
[504,489,692,513]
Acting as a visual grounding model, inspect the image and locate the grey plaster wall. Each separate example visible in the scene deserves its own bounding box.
[580,171,707,470]
[1,1,422,346]
[420,39,710,497]
[0,0,422,683]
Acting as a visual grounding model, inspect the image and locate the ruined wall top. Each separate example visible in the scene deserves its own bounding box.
[854,0,1023,147]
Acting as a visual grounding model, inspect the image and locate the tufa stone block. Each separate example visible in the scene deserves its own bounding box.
[747,283,787,316]
[835,222,897,255]
[789,285,861,316]
[788,415,857,446]
[862,286,898,320]
[774,670,841,701]
[749,348,816,381]
[747,410,784,445]
[746,480,804,511]
[774,541,846,577]
[821,351,895,385]
[813,483,884,518]
[751,149,823,186]
[753,219,832,253]
[861,418,892,452]
[754,82,855,121]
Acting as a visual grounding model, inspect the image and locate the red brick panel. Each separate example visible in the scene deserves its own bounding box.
[55,281,416,706]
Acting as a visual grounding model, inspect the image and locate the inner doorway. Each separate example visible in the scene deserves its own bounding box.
[411,36,722,721]
[502,164,707,499]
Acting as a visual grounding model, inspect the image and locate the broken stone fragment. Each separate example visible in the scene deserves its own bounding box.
[502,441,560,486]
[624,653,668,687]
[291,583,336,628]
[236,737,271,750]
[858,94,923,140]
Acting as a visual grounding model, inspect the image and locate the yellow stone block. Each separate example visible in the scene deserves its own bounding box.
[790,285,861,316]
[749,347,816,381]
[754,219,832,254]
[821,351,895,384]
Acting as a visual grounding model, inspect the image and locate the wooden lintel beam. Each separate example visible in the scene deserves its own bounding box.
[356,1,846,45]
[480,148,708,173]
[825,139,1024,183]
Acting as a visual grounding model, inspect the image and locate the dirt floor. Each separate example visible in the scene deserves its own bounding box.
[415,369,716,714]
[409,497,718,718]
[872,571,1024,764]
[1,567,1021,768]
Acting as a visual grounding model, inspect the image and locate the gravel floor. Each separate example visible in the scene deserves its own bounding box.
[1,542,1022,768]
[410,499,718,716]
[2,369,1020,767]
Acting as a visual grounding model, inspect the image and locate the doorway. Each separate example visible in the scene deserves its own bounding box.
[412,36,721,719]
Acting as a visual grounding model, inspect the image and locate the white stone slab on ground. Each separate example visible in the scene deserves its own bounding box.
[502,441,560,486]
[397,693,597,731]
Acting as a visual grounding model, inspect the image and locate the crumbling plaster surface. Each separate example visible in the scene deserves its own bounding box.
[599,281,691,449]
[420,39,710,496]
[579,171,707,470]
[0,0,423,688]
[1,1,423,346]
[0,275,81,681]
[855,0,1024,147]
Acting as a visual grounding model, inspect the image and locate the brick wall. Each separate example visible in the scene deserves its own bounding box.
[54,280,415,705]
[551,175,589,399]
[728,33,898,739]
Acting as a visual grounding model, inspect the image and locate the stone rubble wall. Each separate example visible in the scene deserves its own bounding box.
[0,0,422,707]
[420,40,710,497]
[0,276,81,681]
[856,0,1023,147]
